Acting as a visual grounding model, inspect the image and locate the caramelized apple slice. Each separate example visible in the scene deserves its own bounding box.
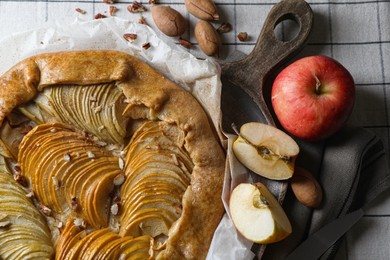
[18,123,121,229]
[0,169,53,259]
[233,122,299,180]
[56,220,153,260]
[119,235,153,259]
[120,208,177,237]
[55,220,86,259]
[82,231,120,259]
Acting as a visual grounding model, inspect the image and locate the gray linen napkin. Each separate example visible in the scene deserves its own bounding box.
[260,125,390,259]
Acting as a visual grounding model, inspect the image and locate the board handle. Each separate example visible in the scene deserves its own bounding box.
[222,0,313,125]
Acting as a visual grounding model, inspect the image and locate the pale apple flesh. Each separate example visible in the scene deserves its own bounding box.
[233,122,299,180]
[230,182,292,244]
[271,55,355,141]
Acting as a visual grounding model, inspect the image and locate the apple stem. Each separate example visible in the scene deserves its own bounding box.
[314,74,322,94]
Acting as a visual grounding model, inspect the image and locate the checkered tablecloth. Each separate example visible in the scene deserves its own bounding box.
[0,0,389,259]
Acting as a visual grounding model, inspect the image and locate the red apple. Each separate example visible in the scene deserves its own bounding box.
[271,55,355,141]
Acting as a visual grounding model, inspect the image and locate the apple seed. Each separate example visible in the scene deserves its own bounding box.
[253,193,269,209]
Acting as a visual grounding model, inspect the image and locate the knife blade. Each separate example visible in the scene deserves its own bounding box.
[285,208,364,260]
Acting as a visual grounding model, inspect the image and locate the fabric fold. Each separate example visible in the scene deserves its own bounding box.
[261,125,390,259]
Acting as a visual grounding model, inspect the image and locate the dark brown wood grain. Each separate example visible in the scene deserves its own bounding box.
[219,0,313,258]
[221,0,313,129]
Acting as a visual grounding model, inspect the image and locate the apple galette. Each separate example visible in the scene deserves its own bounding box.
[0,50,225,259]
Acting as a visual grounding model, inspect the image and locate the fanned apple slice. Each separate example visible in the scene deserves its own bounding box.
[55,220,86,260]
[119,235,154,259]
[56,221,111,259]
[94,236,132,260]
[123,169,189,194]
[70,228,112,259]
[230,182,292,244]
[0,169,54,259]
[19,83,129,145]
[123,187,182,212]
[121,179,184,215]
[56,220,153,260]
[233,122,299,180]
[125,121,191,167]
[120,119,192,239]
[18,123,121,229]
[82,231,120,260]
[127,151,192,181]
[128,159,191,186]
[120,208,177,237]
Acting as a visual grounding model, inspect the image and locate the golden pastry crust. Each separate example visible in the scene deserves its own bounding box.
[0,50,225,259]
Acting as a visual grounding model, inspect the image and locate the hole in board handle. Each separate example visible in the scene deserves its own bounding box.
[274,13,300,42]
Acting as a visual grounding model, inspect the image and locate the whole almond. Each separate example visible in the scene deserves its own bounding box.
[151,5,187,37]
[185,0,219,21]
[290,167,323,208]
[194,20,220,56]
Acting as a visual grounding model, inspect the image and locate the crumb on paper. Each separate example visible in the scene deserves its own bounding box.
[75,8,87,14]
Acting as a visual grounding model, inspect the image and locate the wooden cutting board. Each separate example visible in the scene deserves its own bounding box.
[219,0,313,257]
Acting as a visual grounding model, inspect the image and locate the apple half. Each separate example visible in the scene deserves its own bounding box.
[233,122,299,180]
[230,182,292,244]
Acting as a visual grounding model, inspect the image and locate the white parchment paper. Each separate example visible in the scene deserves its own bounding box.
[0,17,254,259]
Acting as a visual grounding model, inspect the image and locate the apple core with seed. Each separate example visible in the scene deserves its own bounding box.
[271,55,355,141]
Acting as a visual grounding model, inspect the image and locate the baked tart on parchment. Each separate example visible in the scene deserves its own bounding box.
[0,50,225,259]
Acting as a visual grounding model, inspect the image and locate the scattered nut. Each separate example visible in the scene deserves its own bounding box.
[113,173,125,186]
[217,22,232,34]
[123,33,138,43]
[138,16,147,25]
[185,0,219,21]
[151,5,187,37]
[237,32,248,42]
[52,176,60,190]
[25,190,34,198]
[74,217,87,229]
[149,0,158,4]
[14,174,27,187]
[142,42,151,50]
[63,153,71,162]
[57,221,64,229]
[94,13,107,19]
[194,20,220,56]
[0,220,11,228]
[128,1,146,13]
[179,37,191,49]
[109,6,117,16]
[39,204,52,216]
[71,197,79,211]
[103,0,115,3]
[13,164,21,173]
[87,151,95,159]
[290,167,323,208]
[113,196,122,205]
[75,8,86,14]
[118,158,124,170]
[110,203,119,216]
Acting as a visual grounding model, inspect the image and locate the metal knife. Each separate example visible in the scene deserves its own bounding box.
[285,208,364,260]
